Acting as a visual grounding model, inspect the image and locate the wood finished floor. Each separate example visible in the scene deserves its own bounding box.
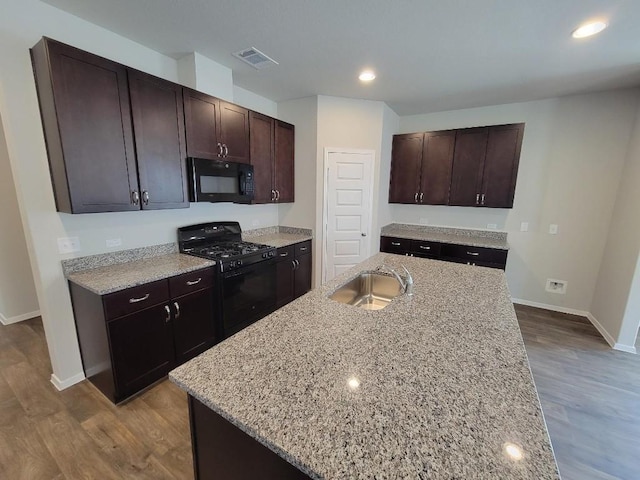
[1,310,639,479]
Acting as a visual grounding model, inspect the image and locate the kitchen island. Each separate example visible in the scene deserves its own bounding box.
[169,253,559,479]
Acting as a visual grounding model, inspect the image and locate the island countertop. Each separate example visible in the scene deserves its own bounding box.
[169,253,559,479]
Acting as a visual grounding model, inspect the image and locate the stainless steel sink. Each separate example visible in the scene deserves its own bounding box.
[329,272,402,310]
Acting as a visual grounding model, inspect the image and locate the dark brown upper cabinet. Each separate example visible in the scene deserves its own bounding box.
[183,89,250,163]
[31,37,139,213]
[389,131,455,205]
[128,70,188,210]
[31,37,188,213]
[249,112,294,203]
[391,123,524,209]
[450,123,524,208]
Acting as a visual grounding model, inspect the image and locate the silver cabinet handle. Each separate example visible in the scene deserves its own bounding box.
[186,277,202,286]
[223,144,229,157]
[476,193,480,205]
[129,293,150,304]
[391,242,401,246]
[295,259,300,269]
[271,189,276,201]
[420,245,431,250]
[131,190,140,205]
[276,190,280,200]
[174,301,180,319]
[142,190,149,205]
[291,260,297,270]
[165,305,171,323]
[481,193,485,205]
[414,192,418,203]
[280,251,289,257]
[420,192,424,202]
[217,143,223,157]
[466,251,480,256]
[299,247,307,251]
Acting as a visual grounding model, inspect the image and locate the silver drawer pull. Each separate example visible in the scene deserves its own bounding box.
[280,252,289,257]
[186,278,202,286]
[391,242,401,246]
[466,251,480,256]
[165,305,171,323]
[129,293,150,303]
[300,247,307,251]
[419,246,431,250]
[174,301,180,319]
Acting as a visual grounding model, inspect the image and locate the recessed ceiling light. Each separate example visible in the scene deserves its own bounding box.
[572,21,607,39]
[359,70,376,82]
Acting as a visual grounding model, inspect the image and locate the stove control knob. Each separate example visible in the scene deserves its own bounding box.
[237,260,243,267]
[229,261,236,268]
[262,252,267,258]
[268,251,275,257]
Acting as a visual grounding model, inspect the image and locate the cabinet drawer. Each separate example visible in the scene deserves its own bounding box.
[277,245,295,260]
[409,240,441,257]
[380,236,410,254]
[169,268,214,298]
[104,279,169,321]
[440,243,507,266]
[295,241,311,257]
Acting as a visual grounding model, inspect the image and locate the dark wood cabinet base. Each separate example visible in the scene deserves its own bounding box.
[189,395,311,480]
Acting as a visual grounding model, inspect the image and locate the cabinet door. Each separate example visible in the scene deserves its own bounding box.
[128,70,188,210]
[274,120,295,203]
[184,88,221,160]
[108,304,175,400]
[294,253,312,299]
[218,101,250,163]
[420,131,455,205]
[480,124,524,208]
[389,134,423,204]
[32,38,139,213]
[249,112,275,203]
[276,258,295,308]
[449,127,489,206]
[380,236,410,254]
[172,288,216,364]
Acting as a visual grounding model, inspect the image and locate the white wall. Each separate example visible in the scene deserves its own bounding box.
[591,100,640,349]
[0,117,39,323]
[0,0,279,388]
[234,85,277,117]
[396,90,640,314]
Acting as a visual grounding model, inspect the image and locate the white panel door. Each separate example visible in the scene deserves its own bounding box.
[324,150,374,282]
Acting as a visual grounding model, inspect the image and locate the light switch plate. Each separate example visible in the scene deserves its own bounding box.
[57,236,80,254]
[549,224,558,235]
[520,222,529,232]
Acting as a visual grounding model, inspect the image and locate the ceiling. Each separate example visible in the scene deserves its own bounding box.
[42,0,640,115]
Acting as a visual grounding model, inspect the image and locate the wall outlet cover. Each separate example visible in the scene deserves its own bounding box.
[57,236,80,254]
[520,222,529,232]
[487,223,497,230]
[106,238,122,248]
[549,224,558,235]
[545,278,567,294]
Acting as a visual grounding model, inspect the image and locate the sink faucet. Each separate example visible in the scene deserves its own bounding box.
[377,264,414,296]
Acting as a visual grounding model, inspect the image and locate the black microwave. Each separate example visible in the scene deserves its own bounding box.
[187,157,254,204]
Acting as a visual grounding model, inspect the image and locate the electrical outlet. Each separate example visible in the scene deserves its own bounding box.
[520,222,529,232]
[549,224,558,235]
[106,238,122,248]
[419,218,429,225]
[545,278,567,294]
[487,223,497,230]
[57,236,80,254]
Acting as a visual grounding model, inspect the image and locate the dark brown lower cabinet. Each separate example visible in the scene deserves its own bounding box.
[189,395,311,480]
[70,267,216,403]
[275,241,312,308]
[380,236,507,270]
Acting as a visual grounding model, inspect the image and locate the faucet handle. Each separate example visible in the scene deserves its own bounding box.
[401,265,413,282]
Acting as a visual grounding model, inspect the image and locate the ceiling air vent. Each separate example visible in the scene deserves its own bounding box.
[232,47,279,70]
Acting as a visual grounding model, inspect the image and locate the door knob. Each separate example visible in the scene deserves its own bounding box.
[361,233,367,237]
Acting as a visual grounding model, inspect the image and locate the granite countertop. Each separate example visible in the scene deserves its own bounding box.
[170,254,558,479]
[246,232,313,248]
[382,224,509,250]
[66,253,215,295]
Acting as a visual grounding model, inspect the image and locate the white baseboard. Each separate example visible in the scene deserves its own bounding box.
[0,310,41,325]
[50,372,85,391]
[512,298,637,354]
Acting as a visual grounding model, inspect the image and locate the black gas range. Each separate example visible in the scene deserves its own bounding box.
[178,222,278,339]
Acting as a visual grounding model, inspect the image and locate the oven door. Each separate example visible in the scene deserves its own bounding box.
[221,259,276,338]
[188,157,254,204]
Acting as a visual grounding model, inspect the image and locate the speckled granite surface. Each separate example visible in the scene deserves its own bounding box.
[244,225,313,248]
[66,253,215,295]
[62,243,178,275]
[382,223,509,250]
[170,253,558,479]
